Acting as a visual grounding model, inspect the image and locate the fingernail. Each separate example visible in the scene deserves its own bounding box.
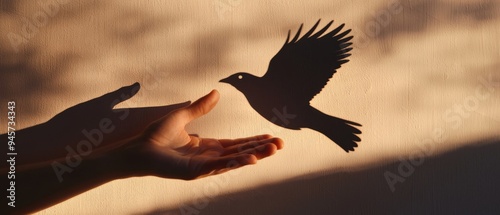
[244,155,257,164]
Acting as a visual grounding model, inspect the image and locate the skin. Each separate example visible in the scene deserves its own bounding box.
[1,85,283,214]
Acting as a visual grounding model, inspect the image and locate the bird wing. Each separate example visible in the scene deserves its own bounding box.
[262,20,353,103]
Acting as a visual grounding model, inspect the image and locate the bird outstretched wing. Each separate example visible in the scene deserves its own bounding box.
[262,19,353,103]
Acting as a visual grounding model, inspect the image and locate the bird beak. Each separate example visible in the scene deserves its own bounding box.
[219,77,229,84]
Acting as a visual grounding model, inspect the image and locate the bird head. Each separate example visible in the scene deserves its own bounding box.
[219,72,258,92]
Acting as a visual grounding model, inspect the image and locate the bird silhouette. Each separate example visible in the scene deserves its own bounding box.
[220,19,362,152]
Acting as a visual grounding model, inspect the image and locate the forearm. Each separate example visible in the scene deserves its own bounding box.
[1,124,44,171]
[1,121,131,170]
[1,122,55,169]
[5,148,141,214]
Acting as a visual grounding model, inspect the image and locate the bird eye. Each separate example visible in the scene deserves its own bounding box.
[238,75,243,80]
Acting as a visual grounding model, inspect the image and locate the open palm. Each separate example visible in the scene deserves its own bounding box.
[131,90,284,180]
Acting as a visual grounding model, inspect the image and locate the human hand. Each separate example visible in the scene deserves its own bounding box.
[121,90,284,180]
[20,83,190,166]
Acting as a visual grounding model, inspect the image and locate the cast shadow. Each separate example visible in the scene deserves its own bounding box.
[146,138,500,215]
[219,20,362,152]
[364,0,499,53]
[0,0,173,123]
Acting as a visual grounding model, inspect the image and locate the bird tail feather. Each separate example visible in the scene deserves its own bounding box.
[308,109,362,152]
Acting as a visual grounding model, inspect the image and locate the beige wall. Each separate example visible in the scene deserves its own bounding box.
[1,0,499,214]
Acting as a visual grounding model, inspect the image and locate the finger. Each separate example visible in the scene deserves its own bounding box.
[221,137,283,156]
[116,101,191,122]
[104,101,192,139]
[98,82,141,108]
[199,154,257,176]
[218,134,273,148]
[70,82,140,111]
[181,90,219,121]
[236,143,279,160]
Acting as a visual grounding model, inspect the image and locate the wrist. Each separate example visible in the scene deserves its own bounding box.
[105,137,153,179]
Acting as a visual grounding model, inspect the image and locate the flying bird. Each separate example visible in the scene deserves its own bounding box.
[220,20,362,152]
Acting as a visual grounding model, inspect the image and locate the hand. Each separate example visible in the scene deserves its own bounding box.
[123,90,284,180]
[47,82,191,146]
[20,83,190,166]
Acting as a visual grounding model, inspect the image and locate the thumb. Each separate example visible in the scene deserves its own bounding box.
[71,82,140,111]
[98,82,141,108]
[182,90,220,121]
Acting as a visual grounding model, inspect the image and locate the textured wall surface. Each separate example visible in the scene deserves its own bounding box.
[1,0,499,214]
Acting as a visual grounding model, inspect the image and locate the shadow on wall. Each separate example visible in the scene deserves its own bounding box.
[0,0,171,122]
[364,0,499,42]
[1,0,498,122]
[0,47,77,118]
[145,137,500,215]
[353,0,500,113]
[354,0,499,56]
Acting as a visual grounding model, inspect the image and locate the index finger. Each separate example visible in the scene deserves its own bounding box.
[218,134,273,147]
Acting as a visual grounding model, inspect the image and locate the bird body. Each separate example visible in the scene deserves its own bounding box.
[220,20,362,152]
